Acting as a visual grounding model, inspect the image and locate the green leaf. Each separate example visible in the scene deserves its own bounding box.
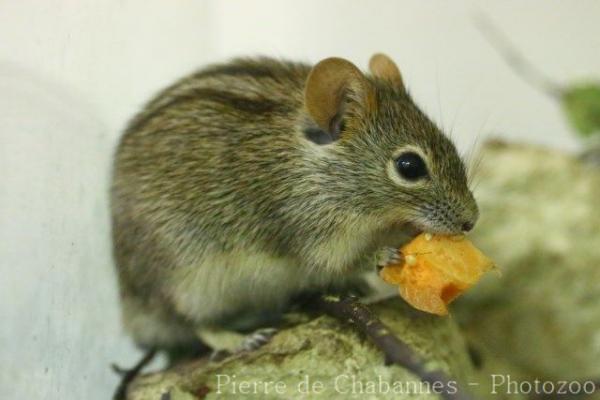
[561,83,600,137]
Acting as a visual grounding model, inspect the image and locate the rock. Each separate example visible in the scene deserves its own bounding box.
[457,140,600,384]
[127,299,477,399]
[126,141,600,400]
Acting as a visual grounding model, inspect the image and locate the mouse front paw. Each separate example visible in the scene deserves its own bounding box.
[375,247,404,272]
[240,327,278,352]
[207,327,278,362]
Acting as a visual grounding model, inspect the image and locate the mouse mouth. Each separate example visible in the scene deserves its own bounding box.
[405,222,423,237]
[395,221,424,238]
[402,217,458,237]
[405,219,464,236]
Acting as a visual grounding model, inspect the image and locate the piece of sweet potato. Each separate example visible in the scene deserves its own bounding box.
[379,233,494,316]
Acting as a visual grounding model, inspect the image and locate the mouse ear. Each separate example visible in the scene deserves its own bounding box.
[304,57,371,140]
[369,53,404,88]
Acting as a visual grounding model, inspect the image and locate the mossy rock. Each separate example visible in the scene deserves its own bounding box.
[457,140,600,384]
[128,299,477,400]
[127,141,600,400]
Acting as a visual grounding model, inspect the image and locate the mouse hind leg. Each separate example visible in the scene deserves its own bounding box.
[111,294,211,399]
[121,294,211,362]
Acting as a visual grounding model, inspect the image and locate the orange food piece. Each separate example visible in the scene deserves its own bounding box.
[380,233,494,316]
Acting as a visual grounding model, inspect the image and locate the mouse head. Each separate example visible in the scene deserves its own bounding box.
[303,54,478,235]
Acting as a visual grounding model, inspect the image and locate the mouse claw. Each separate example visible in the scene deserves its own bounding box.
[207,327,278,362]
[240,327,278,352]
[375,247,404,272]
[209,349,232,363]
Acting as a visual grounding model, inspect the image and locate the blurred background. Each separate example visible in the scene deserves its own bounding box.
[1,1,599,399]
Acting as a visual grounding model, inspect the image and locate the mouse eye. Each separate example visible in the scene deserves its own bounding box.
[395,152,428,181]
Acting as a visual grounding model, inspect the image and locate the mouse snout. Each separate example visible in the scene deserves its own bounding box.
[457,189,479,233]
[459,206,479,233]
[461,221,474,232]
[420,192,479,235]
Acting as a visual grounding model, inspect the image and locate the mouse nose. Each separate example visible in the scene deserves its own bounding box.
[461,221,474,232]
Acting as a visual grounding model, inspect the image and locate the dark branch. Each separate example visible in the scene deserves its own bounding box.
[310,294,473,400]
[111,348,157,400]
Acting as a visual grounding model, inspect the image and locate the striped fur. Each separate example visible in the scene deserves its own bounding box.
[111,56,478,349]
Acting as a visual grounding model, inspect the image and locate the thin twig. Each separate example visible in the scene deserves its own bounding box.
[311,294,473,400]
[473,12,563,98]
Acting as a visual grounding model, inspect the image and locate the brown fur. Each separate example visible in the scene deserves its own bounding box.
[111,55,478,350]
[369,53,403,86]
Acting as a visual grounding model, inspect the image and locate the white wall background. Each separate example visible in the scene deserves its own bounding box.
[1,1,599,399]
